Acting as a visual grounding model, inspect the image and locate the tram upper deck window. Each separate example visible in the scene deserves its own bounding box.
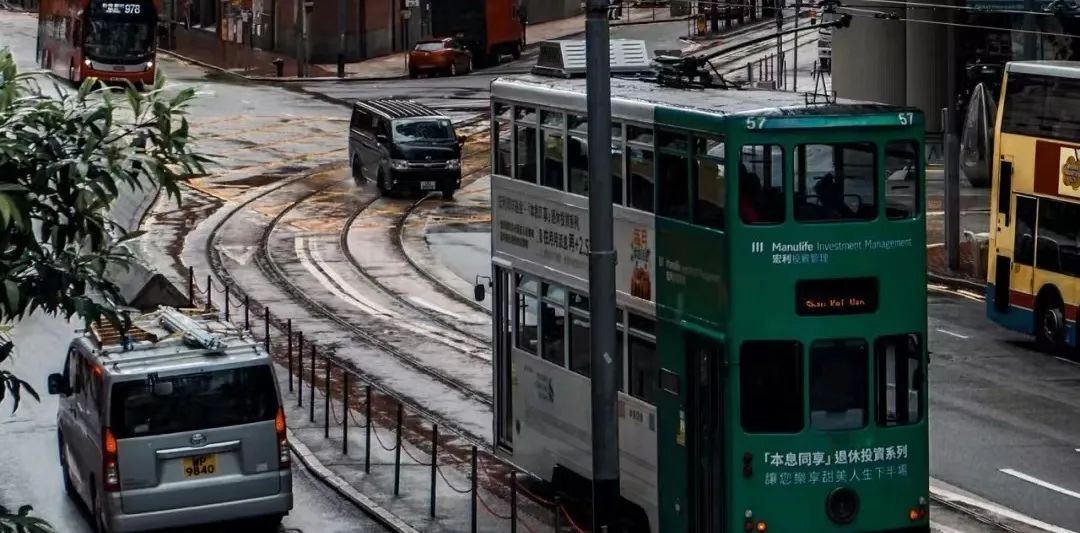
[875,334,923,427]
[809,339,868,431]
[515,276,538,354]
[738,145,784,224]
[658,130,690,220]
[694,136,726,230]
[885,140,918,219]
[794,143,877,222]
[740,341,803,433]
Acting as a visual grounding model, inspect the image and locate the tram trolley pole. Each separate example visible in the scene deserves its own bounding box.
[585,0,620,530]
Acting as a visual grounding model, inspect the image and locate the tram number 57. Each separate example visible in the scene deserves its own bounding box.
[898,112,914,126]
[746,117,767,130]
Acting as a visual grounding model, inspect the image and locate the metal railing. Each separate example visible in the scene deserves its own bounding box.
[184,266,592,532]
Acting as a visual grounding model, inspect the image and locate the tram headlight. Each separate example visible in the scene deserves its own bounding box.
[825,487,859,525]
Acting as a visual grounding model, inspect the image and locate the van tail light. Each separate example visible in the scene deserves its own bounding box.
[103,427,120,492]
[275,407,289,469]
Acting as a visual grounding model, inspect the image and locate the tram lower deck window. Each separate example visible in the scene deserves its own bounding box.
[809,339,868,431]
[740,341,803,433]
[875,334,923,426]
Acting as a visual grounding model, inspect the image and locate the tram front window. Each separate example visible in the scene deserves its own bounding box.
[809,339,869,430]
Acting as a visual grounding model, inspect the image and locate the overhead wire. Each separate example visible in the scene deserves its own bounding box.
[836,7,1080,38]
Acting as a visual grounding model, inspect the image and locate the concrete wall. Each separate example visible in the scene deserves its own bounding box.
[905,4,946,132]
[831,6,907,105]
[523,0,579,24]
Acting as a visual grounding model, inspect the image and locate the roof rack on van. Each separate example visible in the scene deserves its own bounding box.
[355,99,444,120]
[90,317,157,348]
[159,307,227,352]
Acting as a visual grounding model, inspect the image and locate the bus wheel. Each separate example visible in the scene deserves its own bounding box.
[511,43,522,60]
[1036,293,1066,353]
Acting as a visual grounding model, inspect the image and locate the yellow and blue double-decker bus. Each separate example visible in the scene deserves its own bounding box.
[985,61,1080,355]
[486,72,929,532]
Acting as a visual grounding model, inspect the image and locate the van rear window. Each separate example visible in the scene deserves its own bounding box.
[110,365,278,439]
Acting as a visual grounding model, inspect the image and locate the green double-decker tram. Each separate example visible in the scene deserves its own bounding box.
[488,73,929,532]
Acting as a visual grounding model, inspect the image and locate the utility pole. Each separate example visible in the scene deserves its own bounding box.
[302,0,311,77]
[945,0,960,271]
[585,0,619,530]
[294,0,303,76]
[1022,0,1038,59]
[337,0,346,77]
[793,0,799,91]
[775,3,783,88]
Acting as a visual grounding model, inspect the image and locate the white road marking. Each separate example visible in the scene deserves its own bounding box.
[1000,469,1080,501]
[304,239,489,358]
[1056,357,1080,368]
[936,328,969,340]
[930,479,1078,533]
[930,524,966,533]
[295,237,387,317]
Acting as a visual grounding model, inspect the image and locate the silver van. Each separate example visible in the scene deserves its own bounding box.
[48,307,293,532]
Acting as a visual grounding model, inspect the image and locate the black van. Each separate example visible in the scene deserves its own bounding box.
[348,99,464,198]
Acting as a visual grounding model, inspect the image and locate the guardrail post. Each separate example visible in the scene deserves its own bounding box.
[430,424,438,518]
[342,373,349,455]
[747,61,753,83]
[324,361,331,438]
[187,266,194,306]
[224,287,230,321]
[510,470,517,533]
[263,307,270,353]
[244,296,250,330]
[287,320,293,392]
[297,333,304,407]
[206,275,212,310]
[309,344,316,423]
[394,403,403,496]
[470,445,478,533]
[365,385,372,474]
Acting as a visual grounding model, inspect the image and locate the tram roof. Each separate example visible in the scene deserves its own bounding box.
[491,74,917,122]
[1006,60,1080,79]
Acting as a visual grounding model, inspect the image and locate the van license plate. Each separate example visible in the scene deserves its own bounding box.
[421,181,436,190]
[182,454,218,478]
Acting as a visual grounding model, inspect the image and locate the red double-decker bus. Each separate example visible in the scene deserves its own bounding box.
[37,0,160,87]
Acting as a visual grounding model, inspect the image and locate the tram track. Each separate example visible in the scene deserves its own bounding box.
[200,169,494,446]
[340,145,493,348]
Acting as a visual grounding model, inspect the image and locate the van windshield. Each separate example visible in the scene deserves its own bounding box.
[110,365,278,439]
[392,118,455,143]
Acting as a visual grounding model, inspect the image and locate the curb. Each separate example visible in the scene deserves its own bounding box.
[927,270,986,294]
[286,428,420,533]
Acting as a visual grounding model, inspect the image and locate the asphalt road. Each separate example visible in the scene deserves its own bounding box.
[0,11,388,532]
[292,19,696,121]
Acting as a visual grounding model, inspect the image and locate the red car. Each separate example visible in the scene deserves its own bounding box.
[408,38,474,78]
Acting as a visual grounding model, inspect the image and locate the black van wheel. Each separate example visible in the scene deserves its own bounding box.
[91,484,108,533]
[351,155,363,182]
[377,169,392,197]
[441,187,455,200]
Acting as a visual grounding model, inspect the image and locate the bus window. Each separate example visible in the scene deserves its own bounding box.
[627,147,655,213]
[541,284,567,367]
[1036,199,1080,276]
[694,136,726,230]
[542,129,565,191]
[794,143,877,222]
[658,130,691,220]
[495,121,512,178]
[628,314,657,404]
[875,334,922,427]
[739,145,784,224]
[1000,73,1080,142]
[515,125,537,183]
[1014,196,1036,266]
[884,140,918,220]
[740,341,803,433]
[809,339,868,430]
[568,135,588,195]
[515,284,539,355]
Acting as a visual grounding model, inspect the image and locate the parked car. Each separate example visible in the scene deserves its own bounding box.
[48,307,292,532]
[348,98,464,199]
[408,38,473,78]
